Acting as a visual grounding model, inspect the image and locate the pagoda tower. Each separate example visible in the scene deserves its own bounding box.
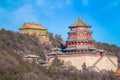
[65,17,96,53]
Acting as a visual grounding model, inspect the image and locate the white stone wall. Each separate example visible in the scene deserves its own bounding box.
[48,54,118,72]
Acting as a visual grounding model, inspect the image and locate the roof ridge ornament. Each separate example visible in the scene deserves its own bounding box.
[78,16,81,21]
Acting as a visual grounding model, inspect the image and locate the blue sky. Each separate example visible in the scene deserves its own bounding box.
[0,0,120,46]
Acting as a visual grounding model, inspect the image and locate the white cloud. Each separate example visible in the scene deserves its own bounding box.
[36,0,46,7]
[0,8,5,15]
[112,1,119,6]
[11,5,39,23]
[82,0,89,6]
[66,0,71,5]
[35,0,71,16]
[104,1,120,14]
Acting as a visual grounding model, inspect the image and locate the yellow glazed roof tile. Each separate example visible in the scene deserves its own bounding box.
[20,23,46,30]
[72,16,87,26]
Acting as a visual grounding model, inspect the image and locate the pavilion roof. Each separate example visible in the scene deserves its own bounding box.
[69,16,90,27]
[19,23,46,30]
[66,46,88,50]
[67,38,94,42]
[68,30,92,34]
[65,46,96,51]
[24,54,39,58]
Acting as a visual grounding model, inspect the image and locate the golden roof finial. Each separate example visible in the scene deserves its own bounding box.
[71,16,87,26]
[78,16,81,20]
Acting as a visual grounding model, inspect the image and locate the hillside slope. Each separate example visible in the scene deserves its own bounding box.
[0,29,53,80]
[0,29,120,80]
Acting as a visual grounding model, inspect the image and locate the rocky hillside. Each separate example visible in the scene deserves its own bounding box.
[0,29,120,80]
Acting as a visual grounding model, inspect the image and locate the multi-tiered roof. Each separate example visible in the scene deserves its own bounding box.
[65,17,96,53]
[71,17,89,27]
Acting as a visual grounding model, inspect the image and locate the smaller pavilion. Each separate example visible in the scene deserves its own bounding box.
[19,23,50,43]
